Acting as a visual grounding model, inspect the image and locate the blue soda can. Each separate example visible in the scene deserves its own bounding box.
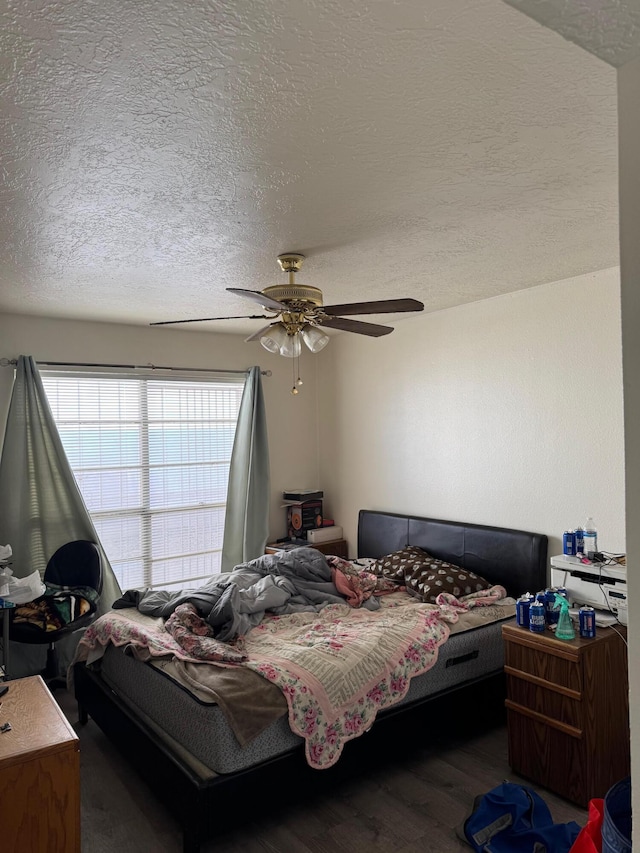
[545,587,559,624]
[563,531,576,556]
[575,528,584,554]
[579,606,596,638]
[516,593,534,628]
[529,600,546,633]
[556,587,568,599]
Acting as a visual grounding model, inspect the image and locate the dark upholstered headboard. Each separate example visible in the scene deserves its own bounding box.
[357,510,547,598]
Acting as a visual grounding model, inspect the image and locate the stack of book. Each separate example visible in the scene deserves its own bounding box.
[282,489,323,501]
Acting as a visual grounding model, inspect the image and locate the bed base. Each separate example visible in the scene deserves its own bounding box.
[75,662,307,853]
[75,660,507,853]
[74,509,547,853]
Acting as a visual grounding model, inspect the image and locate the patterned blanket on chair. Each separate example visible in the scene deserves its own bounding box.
[13,583,99,632]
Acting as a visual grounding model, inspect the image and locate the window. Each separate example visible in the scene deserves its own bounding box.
[42,370,244,590]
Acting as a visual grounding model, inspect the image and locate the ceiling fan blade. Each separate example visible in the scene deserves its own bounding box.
[320,316,394,337]
[227,287,288,312]
[150,314,270,326]
[322,298,424,316]
[244,323,276,342]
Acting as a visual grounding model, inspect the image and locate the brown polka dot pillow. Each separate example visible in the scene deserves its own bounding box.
[404,558,492,603]
[368,546,431,583]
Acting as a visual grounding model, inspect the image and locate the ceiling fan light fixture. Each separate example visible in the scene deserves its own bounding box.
[301,325,330,353]
[279,331,302,358]
[259,324,288,353]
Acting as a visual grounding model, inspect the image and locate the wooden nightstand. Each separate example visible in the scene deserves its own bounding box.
[502,622,629,807]
[0,675,80,852]
[266,539,349,559]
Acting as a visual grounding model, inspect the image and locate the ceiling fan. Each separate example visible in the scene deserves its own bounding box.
[152,253,424,393]
[152,252,424,350]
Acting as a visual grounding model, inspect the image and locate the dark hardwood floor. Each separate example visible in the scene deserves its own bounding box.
[55,687,587,853]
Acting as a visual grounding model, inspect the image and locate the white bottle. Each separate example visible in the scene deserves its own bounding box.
[583,517,597,556]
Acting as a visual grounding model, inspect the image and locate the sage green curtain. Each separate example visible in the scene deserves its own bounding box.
[221,366,270,572]
[0,356,122,616]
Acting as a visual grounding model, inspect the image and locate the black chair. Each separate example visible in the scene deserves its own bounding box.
[9,540,103,687]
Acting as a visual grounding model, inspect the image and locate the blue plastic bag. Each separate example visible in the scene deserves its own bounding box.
[461,781,581,852]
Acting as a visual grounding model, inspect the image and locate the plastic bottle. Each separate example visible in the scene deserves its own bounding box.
[583,517,597,556]
[553,593,575,640]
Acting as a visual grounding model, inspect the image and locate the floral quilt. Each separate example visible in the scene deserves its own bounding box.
[241,583,508,768]
[241,595,451,768]
[75,607,248,667]
[75,582,509,770]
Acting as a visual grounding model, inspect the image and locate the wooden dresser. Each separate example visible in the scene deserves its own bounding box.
[502,622,629,807]
[0,675,80,852]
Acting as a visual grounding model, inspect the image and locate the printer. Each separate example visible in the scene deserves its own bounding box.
[550,554,627,615]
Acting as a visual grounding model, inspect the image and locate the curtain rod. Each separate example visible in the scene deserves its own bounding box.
[0,358,271,377]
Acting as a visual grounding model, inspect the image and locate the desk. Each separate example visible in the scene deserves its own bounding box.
[0,600,12,680]
[0,675,80,852]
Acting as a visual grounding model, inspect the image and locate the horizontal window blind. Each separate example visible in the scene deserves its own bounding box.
[42,370,244,590]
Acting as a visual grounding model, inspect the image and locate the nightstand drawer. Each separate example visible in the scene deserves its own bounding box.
[504,639,582,694]
[505,675,582,730]
[506,710,587,806]
[266,539,349,559]
[310,539,348,558]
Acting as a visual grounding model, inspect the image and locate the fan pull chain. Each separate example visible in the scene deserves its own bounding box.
[296,351,303,388]
[291,350,303,395]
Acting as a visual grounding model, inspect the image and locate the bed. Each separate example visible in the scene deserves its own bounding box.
[73,509,547,852]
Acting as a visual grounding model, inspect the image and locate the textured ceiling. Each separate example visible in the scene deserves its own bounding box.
[0,0,619,337]
[504,0,640,68]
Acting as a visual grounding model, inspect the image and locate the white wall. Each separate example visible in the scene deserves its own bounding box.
[0,314,320,541]
[618,54,640,837]
[0,274,625,563]
[318,268,625,562]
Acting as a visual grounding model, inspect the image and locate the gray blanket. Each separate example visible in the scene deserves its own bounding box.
[113,547,377,641]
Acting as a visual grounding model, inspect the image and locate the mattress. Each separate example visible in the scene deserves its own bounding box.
[99,609,514,775]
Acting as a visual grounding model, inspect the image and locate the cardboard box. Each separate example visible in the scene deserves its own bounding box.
[286,500,323,538]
